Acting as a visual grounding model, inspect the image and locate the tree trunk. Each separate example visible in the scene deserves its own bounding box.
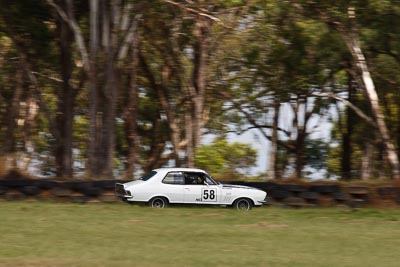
[87,0,100,177]
[188,17,211,166]
[185,102,194,168]
[124,33,140,179]
[268,99,280,180]
[55,0,74,178]
[397,122,400,163]
[346,34,399,179]
[295,132,305,179]
[361,143,373,180]
[98,1,118,178]
[341,71,354,180]
[291,97,304,179]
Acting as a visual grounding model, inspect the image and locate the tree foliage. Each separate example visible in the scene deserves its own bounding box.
[195,138,257,180]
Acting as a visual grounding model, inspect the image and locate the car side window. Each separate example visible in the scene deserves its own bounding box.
[162,172,184,185]
[184,173,207,185]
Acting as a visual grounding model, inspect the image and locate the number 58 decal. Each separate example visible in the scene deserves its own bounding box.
[202,189,217,202]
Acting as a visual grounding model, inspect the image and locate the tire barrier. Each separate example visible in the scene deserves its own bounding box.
[280,184,307,194]
[0,185,7,195]
[333,192,351,203]
[0,178,399,208]
[376,187,399,199]
[309,184,341,194]
[20,186,41,196]
[270,190,292,201]
[300,191,320,205]
[35,180,59,190]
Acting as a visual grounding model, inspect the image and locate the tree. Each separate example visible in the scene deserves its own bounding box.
[47,0,143,178]
[0,0,57,175]
[215,1,337,179]
[195,138,257,180]
[290,1,400,179]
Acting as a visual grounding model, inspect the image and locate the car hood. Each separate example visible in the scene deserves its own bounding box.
[221,184,259,190]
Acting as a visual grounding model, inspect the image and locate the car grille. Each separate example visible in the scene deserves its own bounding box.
[115,183,127,196]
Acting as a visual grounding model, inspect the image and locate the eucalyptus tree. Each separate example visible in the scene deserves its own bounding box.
[138,0,245,168]
[215,1,340,179]
[360,0,400,179]
[47,0,144,178]
[290,0,400,179]
[326,0,400,180]
[0,0,58,175]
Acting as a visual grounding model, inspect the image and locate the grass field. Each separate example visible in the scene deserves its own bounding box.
[1,202,400,267]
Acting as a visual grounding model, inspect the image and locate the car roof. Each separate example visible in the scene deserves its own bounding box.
[153,167,206,174]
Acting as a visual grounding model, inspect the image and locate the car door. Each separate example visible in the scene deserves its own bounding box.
[160,171,185,203]
[183,172,220,204]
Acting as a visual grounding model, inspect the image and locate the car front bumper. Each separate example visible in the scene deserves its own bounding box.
[257,196,269,205]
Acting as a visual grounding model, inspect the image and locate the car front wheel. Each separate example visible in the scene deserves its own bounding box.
[234,198,253,211]
[149,197,168,208]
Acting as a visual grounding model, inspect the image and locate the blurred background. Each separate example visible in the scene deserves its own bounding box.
[0,0,400,181]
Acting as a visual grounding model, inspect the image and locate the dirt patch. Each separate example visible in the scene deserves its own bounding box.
[127,219,154,225]
[191,212,225,218]
[0,258,75,267]
[235,222,288,229]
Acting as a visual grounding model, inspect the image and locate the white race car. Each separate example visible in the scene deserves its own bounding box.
[115,168,267,210]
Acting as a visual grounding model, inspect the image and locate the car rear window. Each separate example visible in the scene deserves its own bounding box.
[163,172,185,185]
[139,171,157,181]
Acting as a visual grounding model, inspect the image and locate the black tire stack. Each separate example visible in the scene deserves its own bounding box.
[344,187,370,208]
[0,178,123,203]
[376,186,400,207]
[1,177,399,208]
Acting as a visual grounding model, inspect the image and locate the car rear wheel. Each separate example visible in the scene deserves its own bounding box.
[149,197,168,208]
[234,198,253,211]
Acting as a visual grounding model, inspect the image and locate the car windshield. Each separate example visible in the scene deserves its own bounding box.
[205,173,219,185]
[139,171,157,181]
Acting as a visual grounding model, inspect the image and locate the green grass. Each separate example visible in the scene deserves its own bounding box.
[1,202,400,267]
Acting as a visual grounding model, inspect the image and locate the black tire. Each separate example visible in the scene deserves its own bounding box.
[309,185,341,194]
[62,181,93,192]
[0,179,31,187]
[82,187,103,197]
[333,192,351,202]
[35,180,59,189]
[149,197,168,208]
[0,186,8,195]
[234,198,253,211]
[20,186,41,196]
[280,184,307,193]
[270,189,291,200]
[92,180,118,190]
[51,188,72,197]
